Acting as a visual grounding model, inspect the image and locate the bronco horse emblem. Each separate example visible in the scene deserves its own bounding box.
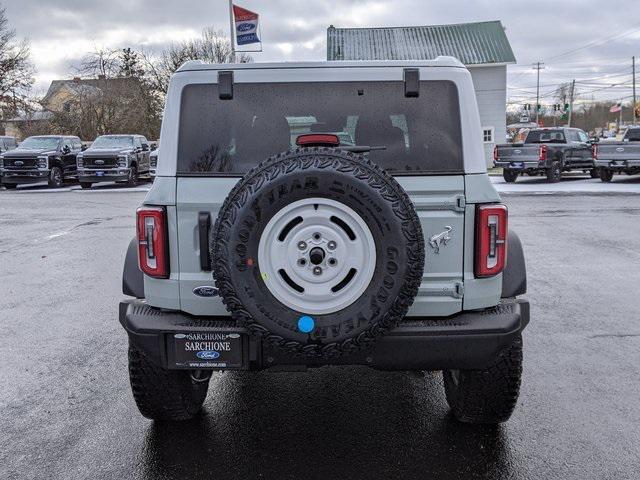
[429,226,453,254]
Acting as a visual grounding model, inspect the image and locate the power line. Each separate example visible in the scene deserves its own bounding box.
[545,22,640,62]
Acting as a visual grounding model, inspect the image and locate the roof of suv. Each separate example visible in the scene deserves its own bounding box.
[177,56,466,73]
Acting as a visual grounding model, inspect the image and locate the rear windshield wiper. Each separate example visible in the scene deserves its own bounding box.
[341,145,387,153]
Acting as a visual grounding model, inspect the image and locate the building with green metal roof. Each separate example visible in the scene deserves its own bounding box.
[327,21,517,166]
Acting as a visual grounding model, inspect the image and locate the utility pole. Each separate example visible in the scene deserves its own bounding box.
[633,56,637,125]
[228,0,236,63]
[568,79,576,127]
[533,62,545,125]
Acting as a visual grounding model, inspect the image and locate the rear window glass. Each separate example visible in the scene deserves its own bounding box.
[525,130,566,143]
[177,81,463,175]
[625,128,640,141]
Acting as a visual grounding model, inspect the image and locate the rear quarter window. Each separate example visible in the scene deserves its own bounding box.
[177,80,463,176]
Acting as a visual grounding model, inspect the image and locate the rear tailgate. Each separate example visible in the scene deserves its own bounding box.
[176,175,465,318]
[596,142,640,162]
[495,144,540,164]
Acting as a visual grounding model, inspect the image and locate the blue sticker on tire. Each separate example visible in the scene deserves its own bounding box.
[298,316,315,333]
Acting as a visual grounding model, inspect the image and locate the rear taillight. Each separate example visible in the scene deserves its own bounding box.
[538,145,547,162]
[136,206,169,279]
[493,145,499,161]
[592,144,598,159]
[475,204,508,278]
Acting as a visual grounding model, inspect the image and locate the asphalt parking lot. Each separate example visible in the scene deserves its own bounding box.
[1,180,640,480]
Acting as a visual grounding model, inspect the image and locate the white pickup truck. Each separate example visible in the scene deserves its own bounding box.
[119,57,529,424]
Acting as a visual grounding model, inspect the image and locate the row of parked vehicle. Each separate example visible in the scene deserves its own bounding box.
[494,126,640,183]
[0,134,159,190]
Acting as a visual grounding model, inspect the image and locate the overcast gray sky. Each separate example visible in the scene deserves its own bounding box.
[3,0,640,107]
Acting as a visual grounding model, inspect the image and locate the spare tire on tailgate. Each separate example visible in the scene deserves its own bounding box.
[210,147,424,357]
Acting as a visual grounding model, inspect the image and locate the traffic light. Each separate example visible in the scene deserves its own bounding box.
[524,104,531,111]
[564,103,570,112]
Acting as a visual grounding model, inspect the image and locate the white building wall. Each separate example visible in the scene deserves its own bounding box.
[468,65,507,167]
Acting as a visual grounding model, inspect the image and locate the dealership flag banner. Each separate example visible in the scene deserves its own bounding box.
[233,4,261,46]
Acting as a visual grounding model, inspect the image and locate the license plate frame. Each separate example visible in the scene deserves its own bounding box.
[167,331,245,369]
[95,171,104,176]
[511,162,524,169]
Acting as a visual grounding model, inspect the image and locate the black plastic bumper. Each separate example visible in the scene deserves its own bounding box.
[119,299,529,371]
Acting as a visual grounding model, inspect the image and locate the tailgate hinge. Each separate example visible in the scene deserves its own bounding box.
[454,282,464,298]
[455,195,466,212]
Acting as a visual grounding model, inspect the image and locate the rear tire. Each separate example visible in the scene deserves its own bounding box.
[128,342,209,421]
[48,166,64,188]
[599,168,614,183]
[589,168,599,179]
[502,169,518,183]
[443,336,523,424]
[80,182,92,189]
[3,184,17,190]
[546,161,562,183]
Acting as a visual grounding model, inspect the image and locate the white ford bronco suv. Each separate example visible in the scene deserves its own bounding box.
[120,57,529,424]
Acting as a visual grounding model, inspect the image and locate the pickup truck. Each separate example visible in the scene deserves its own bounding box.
[119,58,529,425]
[593,127,640,182]
[76,134,151,188]
[494,127,596,183]
[0,135,83,189]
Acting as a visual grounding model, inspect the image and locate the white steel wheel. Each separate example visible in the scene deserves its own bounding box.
[258,198,376,315]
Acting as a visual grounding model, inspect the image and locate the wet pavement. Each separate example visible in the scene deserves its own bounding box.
[1,188,639,479]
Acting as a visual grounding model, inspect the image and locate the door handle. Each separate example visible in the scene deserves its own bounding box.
[198,212,212,271]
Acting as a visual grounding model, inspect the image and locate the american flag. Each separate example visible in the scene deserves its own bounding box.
[609,102,622,113]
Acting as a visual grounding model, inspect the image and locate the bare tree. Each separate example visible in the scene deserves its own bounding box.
[74,47,120,78]
[555,82,572,107]
[63,47,162,139]
[143,27,251,96]
[0,5,34,119]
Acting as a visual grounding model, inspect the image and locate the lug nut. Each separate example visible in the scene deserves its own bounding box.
[297,241,307,250]
[327,241,337,250]
[328,258,337,267]
[313,266,323,276]
[297,258,307,267]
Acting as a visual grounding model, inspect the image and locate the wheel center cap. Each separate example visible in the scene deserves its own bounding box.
[309,247,325,265]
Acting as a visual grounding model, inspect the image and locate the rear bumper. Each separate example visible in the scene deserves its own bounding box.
[494,160,540,169]
[595,159,640,168]
[119,298,530,371]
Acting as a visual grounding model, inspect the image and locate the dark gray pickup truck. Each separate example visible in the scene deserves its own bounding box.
[494,128,596,183]
[593,127,640,182]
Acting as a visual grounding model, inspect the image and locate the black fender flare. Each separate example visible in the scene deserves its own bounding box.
[502,230,527,298]
[123,237,144,298]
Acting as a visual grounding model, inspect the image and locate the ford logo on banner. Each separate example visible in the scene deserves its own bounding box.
[237,22,254,32]
[196,351,220,360]
[233,4,261,46]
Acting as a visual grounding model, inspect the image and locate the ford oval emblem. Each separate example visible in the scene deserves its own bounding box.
[237,22,254,32]
[514,149,521,154]
[616,147,625,152]
[196,350,220,360]
[95,159,105,165]
[193,286,218,297]
[14,160,23,166]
